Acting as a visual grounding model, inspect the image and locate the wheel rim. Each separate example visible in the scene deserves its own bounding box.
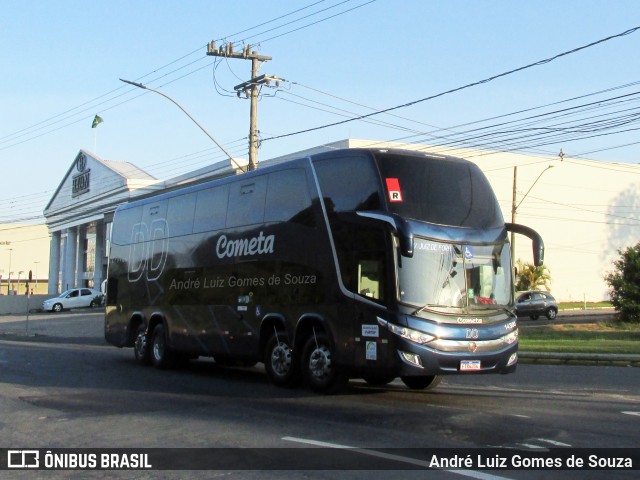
[548,310,557,319]
[308,345,332,379]
[135,332,147,358]
[271,342,292,377]
[153,336,164,361]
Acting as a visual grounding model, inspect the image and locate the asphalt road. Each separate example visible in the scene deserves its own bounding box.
[0,310,638,479]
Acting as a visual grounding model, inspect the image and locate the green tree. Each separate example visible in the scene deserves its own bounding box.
[515,260,551,292]
[604,242,640,323]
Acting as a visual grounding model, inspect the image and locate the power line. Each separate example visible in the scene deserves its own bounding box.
[0,1,368,152]
[261,26,640,142]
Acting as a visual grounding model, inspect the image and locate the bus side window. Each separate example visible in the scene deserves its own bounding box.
[167,192,196,237]
[194,185,229,233]
[313,154,382,212]
[227,177,268,228]
[335,224,388,303]
[265,169,314,226]
[358,259,383,300]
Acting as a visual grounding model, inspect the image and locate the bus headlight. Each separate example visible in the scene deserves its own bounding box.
[503,329,518,345]
[387,322,435,345]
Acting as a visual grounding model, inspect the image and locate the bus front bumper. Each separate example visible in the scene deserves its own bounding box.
[379,317,519,376]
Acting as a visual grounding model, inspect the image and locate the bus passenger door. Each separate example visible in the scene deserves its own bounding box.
[334,222,394,370]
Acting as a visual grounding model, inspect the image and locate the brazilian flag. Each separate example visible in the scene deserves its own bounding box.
[91,115,104,128]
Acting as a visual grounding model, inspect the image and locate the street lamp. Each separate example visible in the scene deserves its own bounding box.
[34,261,40,293]
[511,165,554,258]
[7,248,12,294]
[119,79,244,171]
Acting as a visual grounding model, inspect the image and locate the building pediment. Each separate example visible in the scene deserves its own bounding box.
[44,149,161,231]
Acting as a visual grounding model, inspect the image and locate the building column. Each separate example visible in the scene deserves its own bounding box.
[94,220,105,290]
[62,227,78,291]
[76,224,87,288]
[48,231,62,294]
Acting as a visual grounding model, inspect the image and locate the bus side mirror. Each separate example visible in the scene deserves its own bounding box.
[355,211,414,257]
[505,223,544,266]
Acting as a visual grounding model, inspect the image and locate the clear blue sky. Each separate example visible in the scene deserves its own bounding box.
[2,0,640,223]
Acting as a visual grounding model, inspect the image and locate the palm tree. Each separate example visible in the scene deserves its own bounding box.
[515,260,551,292]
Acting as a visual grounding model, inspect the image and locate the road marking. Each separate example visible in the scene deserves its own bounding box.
[621,411,640,417]
[517,443,547,450]
[536,438,572,447]
[282,436,514,480]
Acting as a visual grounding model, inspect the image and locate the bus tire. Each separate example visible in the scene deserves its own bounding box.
[150,324,174,369]
[302,333,348,394]
[264,332,299,387]
[363,374,396,386]
[401,375,442,390]
[133,324,152,366]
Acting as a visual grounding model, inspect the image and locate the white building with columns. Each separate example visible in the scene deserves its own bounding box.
[43,149,245,294]
[44,150,157,293]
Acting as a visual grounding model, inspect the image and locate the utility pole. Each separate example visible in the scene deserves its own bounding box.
[207,41,281,171]
[511,166,518,257]
[511,164,554,260]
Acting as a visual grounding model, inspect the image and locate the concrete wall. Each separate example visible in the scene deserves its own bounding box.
[0,294,49,315]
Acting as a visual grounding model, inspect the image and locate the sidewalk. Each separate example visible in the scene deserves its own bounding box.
[0,309,105,339]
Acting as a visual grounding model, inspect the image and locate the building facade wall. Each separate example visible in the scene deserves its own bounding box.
[0,223,50,296]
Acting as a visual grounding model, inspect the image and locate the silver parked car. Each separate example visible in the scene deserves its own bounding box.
[515,290,558,320]
[42,288,104,313]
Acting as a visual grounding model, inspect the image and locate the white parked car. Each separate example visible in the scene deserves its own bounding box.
[42,288,104,313]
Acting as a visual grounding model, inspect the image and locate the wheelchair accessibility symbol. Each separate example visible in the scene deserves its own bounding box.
[464,246,474,260]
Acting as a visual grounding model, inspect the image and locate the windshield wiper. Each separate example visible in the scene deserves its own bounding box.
[412,304,459,316]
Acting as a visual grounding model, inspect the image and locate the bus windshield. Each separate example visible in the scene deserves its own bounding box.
[376,151,503,228]
[398,237,512,315]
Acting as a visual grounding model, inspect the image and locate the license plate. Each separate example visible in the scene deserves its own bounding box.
[460,360,481,371]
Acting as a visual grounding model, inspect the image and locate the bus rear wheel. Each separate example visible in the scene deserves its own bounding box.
[151,324,174,369]
[302,333,348,394]
[264,332,299,387]
[133,324,152,366]
[401,375,442,390]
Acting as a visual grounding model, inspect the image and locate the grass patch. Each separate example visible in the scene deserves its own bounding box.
[519,320,640,354]
[558,301,612,310]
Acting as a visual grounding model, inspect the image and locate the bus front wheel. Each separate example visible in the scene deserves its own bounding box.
[302,333,348,394]
[363,374,396,386]
[264,332,299,387]
[401,375,442,390]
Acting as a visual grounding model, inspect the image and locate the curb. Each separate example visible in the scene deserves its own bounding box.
[519,351,640,367]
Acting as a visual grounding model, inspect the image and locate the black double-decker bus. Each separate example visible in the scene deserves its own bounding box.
[105,148,543,393]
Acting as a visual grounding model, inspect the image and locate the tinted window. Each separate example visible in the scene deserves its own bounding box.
[313,154,381,213]
[194,185,229,233]
[377,152,503,228]
[167,193,197,237]
[226,177,268,228]
[111,206,142,246]
[141,202,168,239]
[333,223,388,304]
[265,169,314,224]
